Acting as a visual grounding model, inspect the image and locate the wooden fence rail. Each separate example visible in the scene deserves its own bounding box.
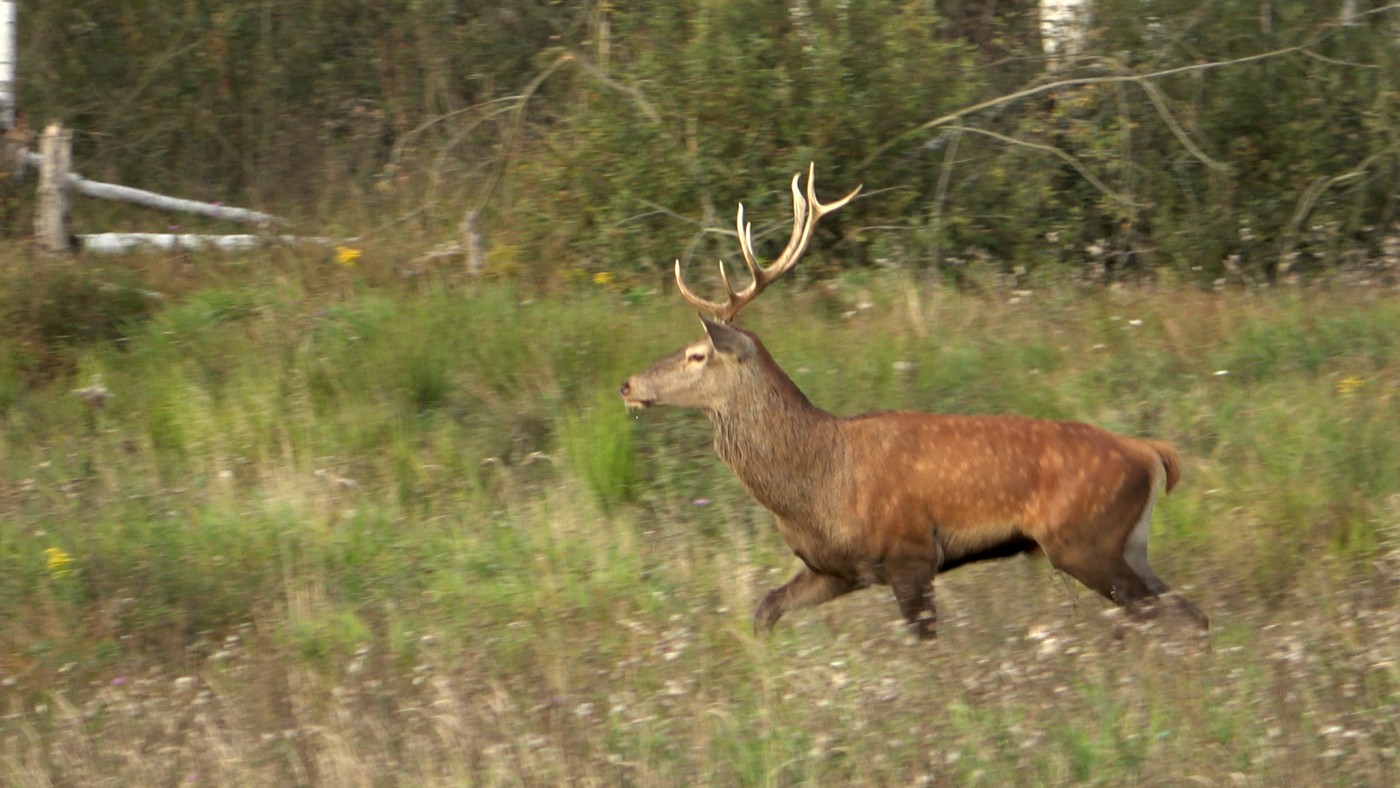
[31,122,316,255]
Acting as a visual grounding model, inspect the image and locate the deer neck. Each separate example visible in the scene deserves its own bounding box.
[707,366,842,519]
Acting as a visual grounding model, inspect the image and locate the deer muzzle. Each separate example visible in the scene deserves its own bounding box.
[619,380,654,409]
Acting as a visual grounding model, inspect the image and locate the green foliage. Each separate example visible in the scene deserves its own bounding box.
[20,1,581,207]
[1,262,160,357]
[1084,1,1400,280]
[0,344,21,414]
[506,0,980,281]
[562,389,640,509]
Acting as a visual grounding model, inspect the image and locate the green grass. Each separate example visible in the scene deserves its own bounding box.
[1,254,1398,784]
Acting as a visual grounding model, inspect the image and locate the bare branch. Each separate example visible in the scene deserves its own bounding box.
[860,44,1335,171]
[1348,3,1400,22]
[1135,79,1228,172]
[79,233,333,255]
[565,51,666,127]
[473,53,577,211]
[1297,48,1381,70]
[1277,154,1381,265]
[929,129,963,270]
[389,96,520,170]
[942,125,1142,209]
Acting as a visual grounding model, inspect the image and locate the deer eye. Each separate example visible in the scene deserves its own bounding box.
[687,352,707,363]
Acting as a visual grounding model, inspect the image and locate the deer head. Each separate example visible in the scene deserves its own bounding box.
[618,317,758,411]
[619,164,860,412]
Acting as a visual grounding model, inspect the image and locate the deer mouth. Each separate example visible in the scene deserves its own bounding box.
[619,382,654,409]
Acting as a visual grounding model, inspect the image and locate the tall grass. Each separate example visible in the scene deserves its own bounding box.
[1,255,1398,784]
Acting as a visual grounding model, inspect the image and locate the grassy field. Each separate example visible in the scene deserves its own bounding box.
[1,251,1398,785]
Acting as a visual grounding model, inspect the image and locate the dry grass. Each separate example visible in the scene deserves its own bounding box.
[5,541,1398,785]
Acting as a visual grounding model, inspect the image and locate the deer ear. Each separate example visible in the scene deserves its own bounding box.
[699,316,755,360]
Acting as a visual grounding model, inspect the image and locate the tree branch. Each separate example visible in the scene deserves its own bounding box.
[943,125,1143,209]
[860,44,1322,171]
[1135,79,1228,172]
[1277,154,1381,265]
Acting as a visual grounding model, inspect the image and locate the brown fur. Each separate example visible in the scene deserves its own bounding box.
[622,320,1207,638]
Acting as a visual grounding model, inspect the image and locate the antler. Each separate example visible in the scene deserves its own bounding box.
[675,163,861,323]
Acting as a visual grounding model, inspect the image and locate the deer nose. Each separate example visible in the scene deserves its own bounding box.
[619,381,631,397]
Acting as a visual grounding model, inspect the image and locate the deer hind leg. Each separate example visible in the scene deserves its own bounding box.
[1047,497,1208,630]
[1046,543,1152,608]
[753,568,857,635]
[1121,505,1209,628]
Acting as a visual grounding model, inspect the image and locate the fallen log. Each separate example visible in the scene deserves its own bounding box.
[77,232,332,255]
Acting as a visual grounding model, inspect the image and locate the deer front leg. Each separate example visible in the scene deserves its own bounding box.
[887,558,937,640]
[753,568,857,635]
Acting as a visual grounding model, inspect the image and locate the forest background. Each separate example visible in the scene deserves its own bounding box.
[10,0,1400,285]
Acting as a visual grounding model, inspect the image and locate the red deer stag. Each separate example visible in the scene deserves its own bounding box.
[619,165,1207,639]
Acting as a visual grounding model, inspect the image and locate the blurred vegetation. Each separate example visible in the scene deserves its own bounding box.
[13,1,1400,284]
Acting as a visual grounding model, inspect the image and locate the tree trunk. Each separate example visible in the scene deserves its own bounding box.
[1040,0,1093,64]
[0,0,16,129]
[36,122,72,253]
[461,209,485,275]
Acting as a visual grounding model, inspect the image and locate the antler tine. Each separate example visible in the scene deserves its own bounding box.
[673,259,731,318]
[673,163,860,323]
[806,161,861,216]
[758,169,813,287]
[717,260,739,301]
[673,203,768,322]
[735,203,760,283]
[753,164,862,293]
[674,204,758,320]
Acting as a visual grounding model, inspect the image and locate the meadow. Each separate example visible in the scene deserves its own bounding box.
[1,252,1398,785]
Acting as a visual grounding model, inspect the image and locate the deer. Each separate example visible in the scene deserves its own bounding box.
[619,164,1208,640]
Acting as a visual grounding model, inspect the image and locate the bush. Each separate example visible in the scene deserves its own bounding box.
[0,262,161,376]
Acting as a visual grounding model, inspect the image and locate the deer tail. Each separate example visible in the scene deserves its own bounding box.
[1140,439,1182,494]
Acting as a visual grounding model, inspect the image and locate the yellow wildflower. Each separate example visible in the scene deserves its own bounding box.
[1335,375,1365,397]
[44,547,73,578]
[592,271,615,286]
[335,246,362,266]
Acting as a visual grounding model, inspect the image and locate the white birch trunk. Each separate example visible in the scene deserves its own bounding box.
[1040,0,1091,64]
[0,0,15,129]
[461,209,484,275]
[77,232,332,255]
